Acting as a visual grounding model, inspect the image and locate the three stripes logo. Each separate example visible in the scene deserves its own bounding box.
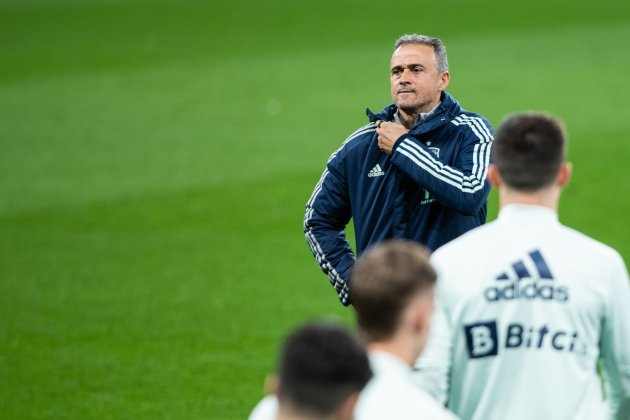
[484,249,569,302]
[368,163,385,178]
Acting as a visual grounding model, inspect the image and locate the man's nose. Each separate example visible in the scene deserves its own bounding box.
[399,68,412,83]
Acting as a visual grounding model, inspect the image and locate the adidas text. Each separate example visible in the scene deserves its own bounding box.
[484,280,569,302]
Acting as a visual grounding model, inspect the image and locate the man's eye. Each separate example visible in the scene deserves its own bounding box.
[412,67,422,73]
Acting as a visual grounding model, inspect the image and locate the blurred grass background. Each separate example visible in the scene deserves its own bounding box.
[1,0,629,418]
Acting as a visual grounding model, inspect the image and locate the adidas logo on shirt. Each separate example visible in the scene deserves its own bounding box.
[368,164,385,177]
[484,249,569,302]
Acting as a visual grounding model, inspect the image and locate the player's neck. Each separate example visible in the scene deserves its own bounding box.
[367,337,419,368]
[277,408,332,420]
[499,187,560,212]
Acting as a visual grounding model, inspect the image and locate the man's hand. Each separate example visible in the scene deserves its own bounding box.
[376,121,409,154]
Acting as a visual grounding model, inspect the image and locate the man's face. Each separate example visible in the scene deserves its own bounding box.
[390,44,450,114]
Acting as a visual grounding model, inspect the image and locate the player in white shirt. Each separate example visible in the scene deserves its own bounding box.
[351,240,458,420]
[248,321,371,420]
[249,240,458,420]
[413,112,630,420]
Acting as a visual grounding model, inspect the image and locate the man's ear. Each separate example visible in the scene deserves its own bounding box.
[403,291,433,334]
[438,71,450,91]
[336,392,360,420]
[556,162,572,187]
[263,374,279,396]
[488,164,501,187]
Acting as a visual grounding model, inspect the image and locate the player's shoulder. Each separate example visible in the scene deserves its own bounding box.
[452,109,491,122]
[326,122,375,164]
[412,388,460,420]
[449,111,494,138]
[341,122,377,151]
[356,377,458,420]
[247,395,278,420]
[558,223,625,266]
[442,94,494,133]
[432,221,498,261]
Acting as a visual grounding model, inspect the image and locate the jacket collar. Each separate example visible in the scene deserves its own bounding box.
[365,91,462,135]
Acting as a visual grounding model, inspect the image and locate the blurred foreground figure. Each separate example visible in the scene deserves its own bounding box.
[414,112,630,420]
[249,240,458,419]
[351,239,458,419]
[249,322,371,420]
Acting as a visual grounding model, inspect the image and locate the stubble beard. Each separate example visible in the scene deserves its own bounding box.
[396,97,434,119]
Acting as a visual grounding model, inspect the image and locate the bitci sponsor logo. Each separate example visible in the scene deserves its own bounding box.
[464,320,587,359]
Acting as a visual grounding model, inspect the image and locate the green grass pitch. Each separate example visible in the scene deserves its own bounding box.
[1,0,629,418]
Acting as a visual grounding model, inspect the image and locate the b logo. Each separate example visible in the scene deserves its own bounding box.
[464,321,498,359]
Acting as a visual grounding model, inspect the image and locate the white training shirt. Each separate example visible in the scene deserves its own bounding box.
[247,395,277,420]
[247,352,458,420]
[413,205,630,420]
[355,351,459,420]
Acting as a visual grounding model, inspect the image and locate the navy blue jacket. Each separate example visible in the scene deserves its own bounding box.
[304,92,494,305]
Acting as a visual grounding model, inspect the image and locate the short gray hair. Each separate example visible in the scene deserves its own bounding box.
[394,34,449,73]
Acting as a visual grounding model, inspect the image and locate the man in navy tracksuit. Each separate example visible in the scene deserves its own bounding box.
[304,34,494,305]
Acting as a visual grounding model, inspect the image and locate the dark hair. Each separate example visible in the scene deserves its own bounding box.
[492,112,567,191]
[277,322,372,416]
[350,239,436,342]
[394,34,449,73]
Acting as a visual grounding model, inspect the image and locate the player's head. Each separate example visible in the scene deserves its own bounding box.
[276,321,372,420]
[492,112,569,192]
[350,240,436,350]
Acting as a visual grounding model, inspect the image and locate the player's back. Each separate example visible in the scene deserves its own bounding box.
[420,205,629,420]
